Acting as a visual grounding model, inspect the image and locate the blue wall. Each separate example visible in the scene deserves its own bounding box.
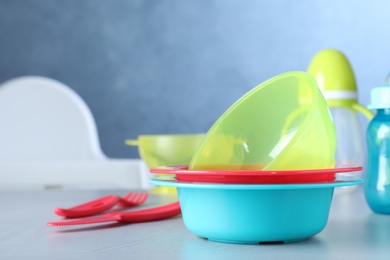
[0,0,389,158]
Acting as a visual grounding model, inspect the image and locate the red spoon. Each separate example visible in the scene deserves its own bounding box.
[54,192,148,218]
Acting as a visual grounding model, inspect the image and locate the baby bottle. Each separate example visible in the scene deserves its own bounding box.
[308,49,373,190]
[365,81,390,214]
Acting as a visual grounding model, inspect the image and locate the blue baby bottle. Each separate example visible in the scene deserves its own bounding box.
[365,83,390,214]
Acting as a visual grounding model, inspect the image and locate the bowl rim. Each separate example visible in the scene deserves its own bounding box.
[150,165,362,184]
[150,177,363,190]
[150,165,362,176]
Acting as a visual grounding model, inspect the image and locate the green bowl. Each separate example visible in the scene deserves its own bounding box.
[126,134,205,168]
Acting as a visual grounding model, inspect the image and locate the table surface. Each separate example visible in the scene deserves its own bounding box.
[1,187,389,260]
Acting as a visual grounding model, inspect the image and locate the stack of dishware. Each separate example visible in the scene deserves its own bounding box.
[150,71,362,244]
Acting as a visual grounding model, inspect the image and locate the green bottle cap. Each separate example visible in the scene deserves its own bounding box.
[308,49,357,107]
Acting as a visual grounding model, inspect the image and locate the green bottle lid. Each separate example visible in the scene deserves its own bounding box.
[308,49,357,107]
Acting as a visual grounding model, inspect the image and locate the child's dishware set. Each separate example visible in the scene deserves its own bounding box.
[49,49,390,245]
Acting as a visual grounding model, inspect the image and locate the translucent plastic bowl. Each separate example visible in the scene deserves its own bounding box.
[126,134,205,168]
[189,71,336,171]
[150,177,362,244]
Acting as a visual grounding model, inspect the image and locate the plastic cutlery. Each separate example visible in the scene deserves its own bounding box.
[54,192,148,218]
[47,201,181,226]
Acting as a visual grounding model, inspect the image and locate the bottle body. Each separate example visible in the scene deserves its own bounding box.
[365,109,390,214]
[331,107,365,180]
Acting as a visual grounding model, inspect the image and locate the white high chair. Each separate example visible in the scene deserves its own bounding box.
[0,76,150,190]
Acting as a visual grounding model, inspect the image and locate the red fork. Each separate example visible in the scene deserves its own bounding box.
[53,192,149,218]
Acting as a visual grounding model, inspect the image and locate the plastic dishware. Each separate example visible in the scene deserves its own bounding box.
[189,71,336,171]
[47,202,181,226]
[150,165,363,184]
[126,134,205,168]
[54,192,148,218]
[126,134,204,194]
[150,177,362,244]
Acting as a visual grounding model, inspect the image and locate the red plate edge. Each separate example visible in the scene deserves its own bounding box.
[149,165,363,176]
[150,165,363,184]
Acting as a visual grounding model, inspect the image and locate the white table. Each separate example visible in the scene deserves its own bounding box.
[1,187,389,259]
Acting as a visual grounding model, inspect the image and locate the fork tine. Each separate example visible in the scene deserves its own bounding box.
[136,192,148,204]
[133,192,147,204]
[119,192,148,207]
[135,192,144,202]
[131,192,142,203]
[123,192,136,200]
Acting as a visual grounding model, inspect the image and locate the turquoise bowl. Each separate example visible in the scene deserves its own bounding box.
[150,177,362,244]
